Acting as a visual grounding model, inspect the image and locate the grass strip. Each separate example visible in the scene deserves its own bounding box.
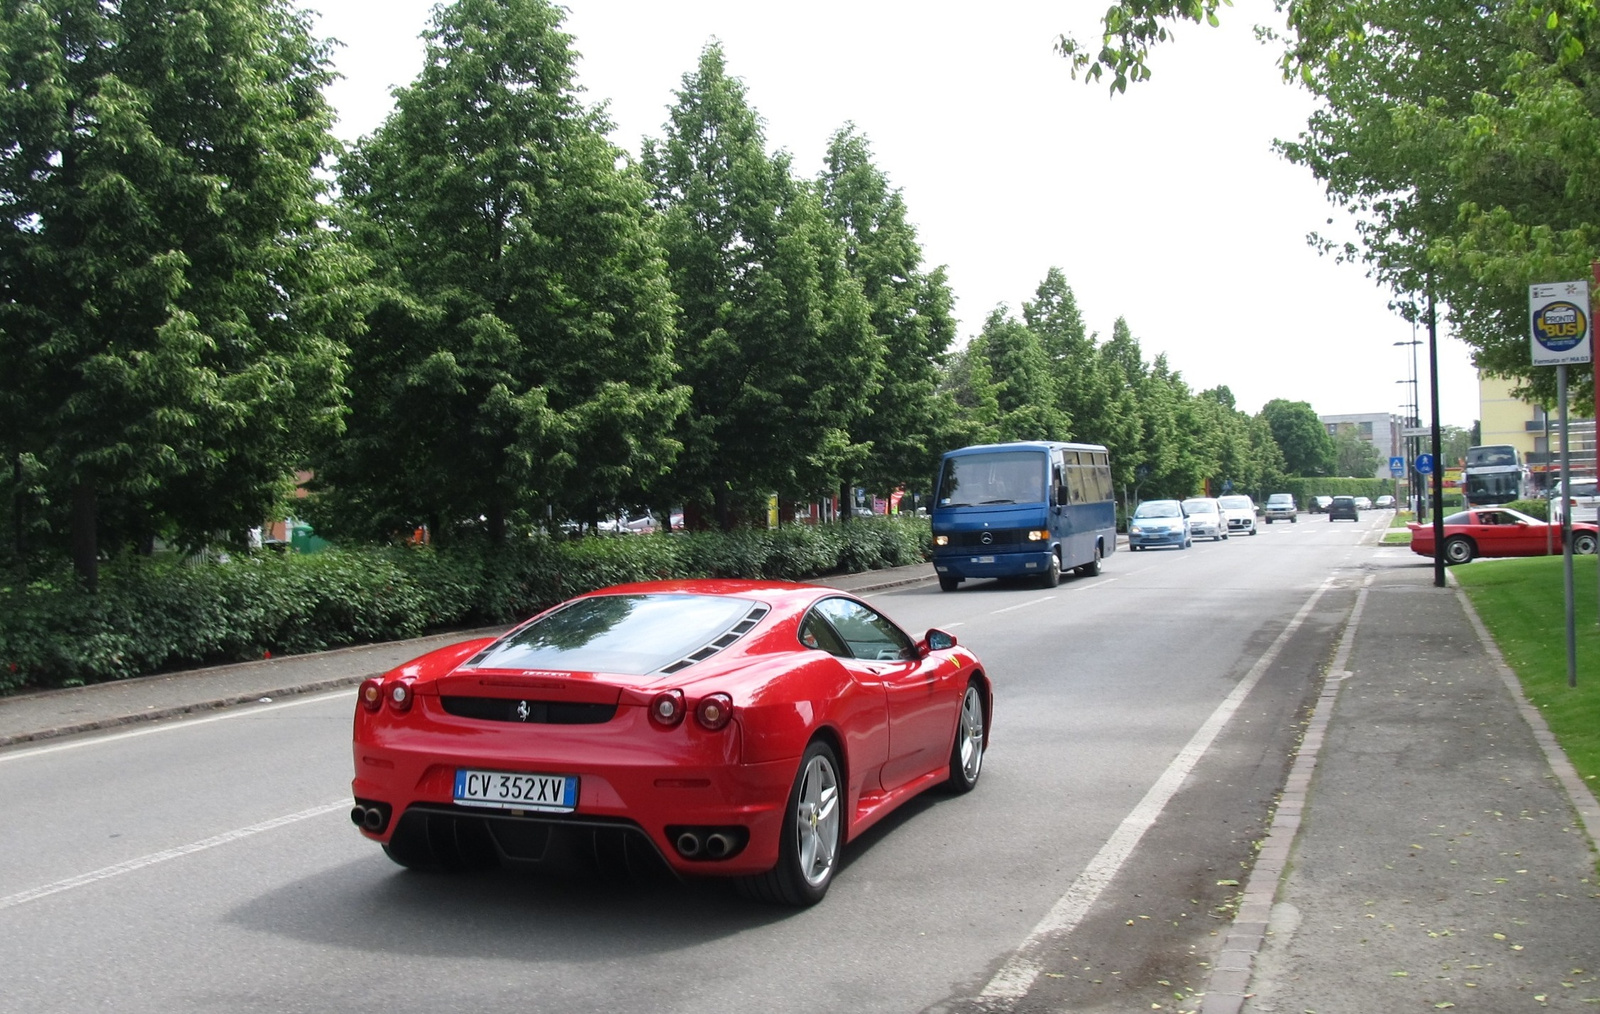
[1453,556,1600,786]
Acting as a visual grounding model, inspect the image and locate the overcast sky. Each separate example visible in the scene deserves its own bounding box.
[300,0,1479,431]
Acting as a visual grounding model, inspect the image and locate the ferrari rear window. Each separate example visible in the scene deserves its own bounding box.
[469,594,761,676]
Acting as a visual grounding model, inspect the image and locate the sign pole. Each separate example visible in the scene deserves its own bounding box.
[1428,288,1446,589]
[1560,363,1577,688]
[1530,278,1591,685]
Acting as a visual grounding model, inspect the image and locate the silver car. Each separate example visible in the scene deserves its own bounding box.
[1181,497,1228,542]
[1128,499,1192,550]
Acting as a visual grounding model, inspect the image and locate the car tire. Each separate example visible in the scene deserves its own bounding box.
[1290,516,1297,523]
[1573,532,1598,555]
[1443,535,1475,565]
[945,681,986,794]
[1039,551,1061,588]
[739,740,842,907]
[938,575,960,592]
[1249,526,1258,536]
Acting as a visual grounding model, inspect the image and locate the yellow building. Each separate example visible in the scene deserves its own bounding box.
[1478,374,1595,492]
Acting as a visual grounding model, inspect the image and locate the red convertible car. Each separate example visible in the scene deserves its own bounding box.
[351,579,990,906]
[1408,507,1600,564]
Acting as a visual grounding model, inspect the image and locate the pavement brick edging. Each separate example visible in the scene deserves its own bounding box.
[1198,570,1600,1014]
[1196,577,1369,1014]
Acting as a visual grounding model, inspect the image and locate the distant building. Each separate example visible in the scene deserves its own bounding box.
[1479,375,1595,493]
[1319,412,1404,479]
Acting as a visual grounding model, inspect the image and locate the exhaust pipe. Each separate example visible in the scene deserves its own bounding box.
[704,832,735,859]
[350,806,368,827]
[363,807,385,832]
[675,831,702,858]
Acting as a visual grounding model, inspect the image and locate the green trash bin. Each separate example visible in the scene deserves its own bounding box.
[287,521,328,554]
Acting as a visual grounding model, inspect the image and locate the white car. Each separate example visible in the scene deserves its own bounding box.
[1551,478,1600,523]
[1217,494,1258,536]
[1180,497,1228,541]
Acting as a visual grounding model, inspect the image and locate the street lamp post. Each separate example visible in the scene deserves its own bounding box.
[1395,335,1424,519]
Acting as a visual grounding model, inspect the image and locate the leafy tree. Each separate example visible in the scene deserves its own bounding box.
[1138,353,1205,498]
[817,126,958,502]
[1332,425,1382,477]
[1260,398,1334,476]
[1024,267,1116,443]
[976,307,1067,443]
[1248,412,1290,494]
[1441,423,1473,466]
[1194,385,1260,495]
[1097,317,1160,496]
[936,342,1002,449]
[642,44,879,528]
[1061,1,1600,405]
[1055,0,1229,93]
[0,0,352,588]
[323,0,686,543]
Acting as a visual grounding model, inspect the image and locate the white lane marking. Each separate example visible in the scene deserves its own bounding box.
[991,596,1056,614]
[0,689,351,765]
[978,574,1338,1003]
[0,800,350,912]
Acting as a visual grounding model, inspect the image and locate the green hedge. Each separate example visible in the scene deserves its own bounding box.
[0,516,932,692]
[1507,498,1550,521]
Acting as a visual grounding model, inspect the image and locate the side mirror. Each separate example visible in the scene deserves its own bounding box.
[924,628,957,653]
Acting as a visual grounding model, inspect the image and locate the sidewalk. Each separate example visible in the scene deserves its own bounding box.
[0,563,938,748]
[1210,561,1600,1013]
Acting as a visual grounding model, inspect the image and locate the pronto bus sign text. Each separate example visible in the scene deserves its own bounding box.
[1529,281,1593,365]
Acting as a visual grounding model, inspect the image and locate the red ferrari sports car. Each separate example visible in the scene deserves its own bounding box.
[351,579,991,906]
[1408,507,1600,564]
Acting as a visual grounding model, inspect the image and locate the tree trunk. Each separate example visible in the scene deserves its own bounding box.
[838,481,852,523]
[713,486,732,532]
[72,479,98,593]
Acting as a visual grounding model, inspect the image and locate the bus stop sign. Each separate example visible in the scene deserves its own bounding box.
[1415,453,1435,475]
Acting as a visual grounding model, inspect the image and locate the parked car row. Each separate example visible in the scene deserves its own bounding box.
[1306,494,1396,514]
[1130,494,1259,550]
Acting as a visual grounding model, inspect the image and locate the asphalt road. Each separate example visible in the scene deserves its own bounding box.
[0,515,1387,1014]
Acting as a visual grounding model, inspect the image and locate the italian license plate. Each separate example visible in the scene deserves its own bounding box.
[454,769,577,812]
[973,555,995,564]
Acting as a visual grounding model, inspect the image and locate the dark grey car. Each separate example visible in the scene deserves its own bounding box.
[1327,495,1359,521]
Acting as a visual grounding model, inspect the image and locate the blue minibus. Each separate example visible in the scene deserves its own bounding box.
[930,441,1116,591]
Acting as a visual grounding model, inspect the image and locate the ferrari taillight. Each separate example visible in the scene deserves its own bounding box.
[694,693,734,731]
[650,689,685,727]
[359,678,383,713]
[387,679,415,713]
